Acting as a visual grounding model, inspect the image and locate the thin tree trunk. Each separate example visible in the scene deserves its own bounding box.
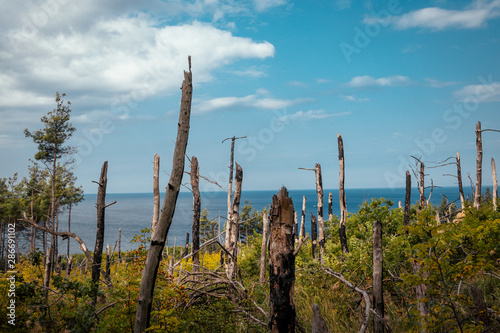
[474,121,482,209]
[269,187,296,333]
[294,211,298,243]
[404,171,411,229]
[191,156,200,273]
[31,190,35,253]
[92,161,108,305]
[43,246,53,302]
[338,134,349,254]
[457,151,465,210]
[227,163,243,279]
[419,161,425,208]
[492,158,497,211]
[134,60,192,333]
[105,244,111,284]
[182,232,189,257]
[328,192,333,221]
[118,228,122,264]
[259,212,269,283]
[411,260,428,330]
[373,220,384,333]
[67,202,72,259]
[152,153,160,236]
[311,212,317,260]
[300,196,306,239]
[55,254,62,276]
[65,255,73,279]
[225,137,235,259]
[315,163,325,263]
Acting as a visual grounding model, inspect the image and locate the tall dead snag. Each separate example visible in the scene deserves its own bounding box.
[492,158,498,211]
[227,163,243,279]
[457,151,465,210]
[404,171,411,229]
[300,196,306,239]
[311,212,318,259]
[43,247,53,301]
[315,163,325,263]
[92,161,109,305]
[474,121,483,209]
[373,220,384,333]
[259,212,270,283]
[134,58,192,333]
[338,134,349,254]
[151,153,160,236]
[269,187,296,333]
[419,161,425,208]
[411,259,428,327]
[328,192,333,221]
[191,156,200,273]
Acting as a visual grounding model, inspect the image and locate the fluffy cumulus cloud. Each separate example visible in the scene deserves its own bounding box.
[385,0,500,30]
[253,0,287,12]
[454,81,500,102]
[0,0,276,134]
[347,75,411,88]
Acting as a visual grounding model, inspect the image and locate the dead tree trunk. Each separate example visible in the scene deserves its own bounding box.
[224,137,235,259]
[43,246,53,301]
[373,220,384,333]
[67,202,72,259]
[55,254,62,276]
[182,232,189,257]
[134,58,192,333]
[474,121,482,209]
[92,161,109,305]
[118,228,122,264]
[269,187,295,333]
[227,163,243,279]
[457,151,465,210]
[300,196,306,239]
[411,260,428,329]
[65,255,73,279]
[315,163,325,263]
[404,171,411,229]
[191,156,200,273]
[338,134,349,254]
[152,153,160,236]
[311,212,317,260]
[294,211,298,243]
[105,244,111,284]
[259,212,269,283]
[419,161,425,209]
[328,192,333,221]
[492,158,498,211]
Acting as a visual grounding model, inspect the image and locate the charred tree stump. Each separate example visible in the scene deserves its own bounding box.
[373,220,384,333]
[404,171,411,231]
[338,134,349,254]
[300,196,306,239]
[457,151,465,210]
[311,212,318,260]
[315,163,325,263]
[134,58,192,333]
[152,153,160,236]
[259,212,270,283]
[191,156,201,273]
[227,163,243,279]
[492,158,498,211]
[269,187,296,333]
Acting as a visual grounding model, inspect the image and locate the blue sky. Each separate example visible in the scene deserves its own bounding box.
[1,0,500,194]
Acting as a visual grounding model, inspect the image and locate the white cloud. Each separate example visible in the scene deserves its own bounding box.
[253,0,287,12]
[279,109,351,122]
[454,82,500,102]
[229,68,267,77]
[289,80,308,88]
[347,75,411,88]
[424,78,457,88]
[341,95,370,102]
[387,0,500,30]
[195,90,311,114]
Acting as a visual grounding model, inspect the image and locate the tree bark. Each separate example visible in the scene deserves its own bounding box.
[373,220,384,333]
[328,192,333,221]
[259,212,269,283]
[134,59,192,333]
[300,196,306,239]
[269,187,295,333]
[457,151,465,210]
[315,163,325,263]
[225,137,235,259]
[311,212,317,260]
[67,202,72,259]
[151,153,160,236]
[419,161,425,208]
[43,246,53,301]
[492,158,498,211]
[411,260,428,330]
[338,134,349,254]
[474,121,482,209]
[92,161,108,305]
[293,211,298,243]
[105,244,111,284]
[471,285,493,331]
[191,156,200,273]
[182,232,189,257]
[404,171,411,229]
[227,163,243,279]
[65,255,73,279]
[312,303,330,333]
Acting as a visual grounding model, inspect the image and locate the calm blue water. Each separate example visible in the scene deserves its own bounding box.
[47,186,477,255]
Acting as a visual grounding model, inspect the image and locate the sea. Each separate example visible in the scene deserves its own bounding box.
[25,186,480,255]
